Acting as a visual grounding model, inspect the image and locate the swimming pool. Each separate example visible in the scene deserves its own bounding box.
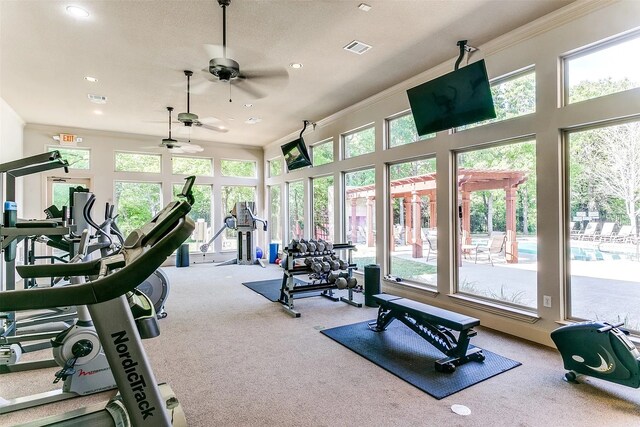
[518,241,621,261]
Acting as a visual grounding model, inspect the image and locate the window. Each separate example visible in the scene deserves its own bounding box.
[565,33,640,104]
[173,183,213,252]
[114,181,163,237]
[343,126,375,159]
[566,120,640,330]
[459,69,536,130]
[312,139,333,166]
[115,152,161,173]
[269,185,282,244]
[456,139,537,309]
[312,176,334,240]
[344,168,376,270]
[48,147,90,170]
[269,158,283,177]
[387,113,435,148]
[220,186,256,251]
[172,156,213,176]
[220,159,256,178]
[389,158,437,287]
[288,181,304,241]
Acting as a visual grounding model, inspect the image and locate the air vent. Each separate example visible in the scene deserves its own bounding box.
[343,40,372,55]
[87,94,107,104]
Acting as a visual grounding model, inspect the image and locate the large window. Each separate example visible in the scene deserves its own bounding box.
[220,186,256,251]
[344,168,376,270]
[269,185,282,245]
[114,181,163,237]
[48,147,90,170]
[389,158,437,287]
[288,181,304,241]
[566,120,640,330]
[456,140,537,309]
[173,183,213,252]
[564,33,640,104]
[312,139,333,166]
[269,158,282,177]
[114,152,161,173]
[312,176,334,240]
[343,126,375,159]
[459,69,536,130]
[387,113,435,148]
[221,159,256,178]
[172,156,213,176]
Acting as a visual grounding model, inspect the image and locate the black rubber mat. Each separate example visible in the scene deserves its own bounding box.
[321,320,521,399]
[242,278,321,302]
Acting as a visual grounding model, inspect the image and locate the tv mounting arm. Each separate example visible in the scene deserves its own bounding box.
[299,120,316,139]
[454,40,478,71]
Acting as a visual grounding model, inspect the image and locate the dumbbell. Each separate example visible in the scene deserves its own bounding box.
[327,271,340,283]
[316,240,325,253]
[304,257,314,267]
[307,240,317,254]
[335,277,348,289]
[289,239,299,253]
[311,259,323,273]
[324,241,334,252]
[346,277,357,289]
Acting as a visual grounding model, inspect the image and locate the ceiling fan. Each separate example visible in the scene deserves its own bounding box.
[177,70,228,133]
[158,107,204,154]
[203,0,289,101]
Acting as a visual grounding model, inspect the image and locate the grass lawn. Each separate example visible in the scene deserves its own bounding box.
[353,256,436,279]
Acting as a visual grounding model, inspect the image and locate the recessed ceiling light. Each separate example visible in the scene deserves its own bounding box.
[228,118,235,121]
[66,5,90,18]
[93,110,103,115]
[289,63,303,69]
[84,76,98,83]
[245,117,262,125]
[243,103,253,108]
[358,3,372,12]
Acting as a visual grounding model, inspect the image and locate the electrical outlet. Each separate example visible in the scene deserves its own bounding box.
[543,295,552,308]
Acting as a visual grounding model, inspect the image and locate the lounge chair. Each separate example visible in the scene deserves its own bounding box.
[612,225,637,244]
[578,222,599,241]
[596,222,616,242]
[467,232,506,266]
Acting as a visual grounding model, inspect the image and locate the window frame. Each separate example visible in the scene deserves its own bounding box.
[342,123,376,160]
[47,146,91,170]
[311,138,334,167]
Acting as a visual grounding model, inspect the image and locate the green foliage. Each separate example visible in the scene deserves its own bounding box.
[312,140,333,166]
[52,183,88,210]
[390,158,436,180]
[269,158,282,177]
[114,182,162,237]
[388,113,435,147]
[221,159,256,178]
[345,168,375,187]
[568,77,636,105]
[344,126,375,158]
[312,176,334,239]
[288,181,304,239]
[172,156,212,176]
[269,185,282,243]
[49,147,90,170]
[115,152,161,173]
[173,184,211,224]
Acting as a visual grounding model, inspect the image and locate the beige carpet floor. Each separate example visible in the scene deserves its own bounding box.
[2,263,640,426]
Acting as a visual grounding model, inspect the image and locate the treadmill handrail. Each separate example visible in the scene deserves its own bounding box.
[0,207,194,312]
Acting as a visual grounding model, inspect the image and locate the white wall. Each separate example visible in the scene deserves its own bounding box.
[263,1,640,346]
[0,97,25,213]
[23,124,264,261]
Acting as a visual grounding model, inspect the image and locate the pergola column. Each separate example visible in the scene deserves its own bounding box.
[428,191,437,228]
[411,191,423,258]
[404,197,412,245]
[391,199,396,252]
[505,187,518,263]
[350,197,357,243]
[461,190,471,244]
[366,197,375,247]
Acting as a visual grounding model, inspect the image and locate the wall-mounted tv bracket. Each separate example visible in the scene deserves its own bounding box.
[454,40,478,71]
[299,120,317,139]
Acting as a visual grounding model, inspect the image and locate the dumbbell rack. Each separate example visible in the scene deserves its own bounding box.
[279,242,362,317]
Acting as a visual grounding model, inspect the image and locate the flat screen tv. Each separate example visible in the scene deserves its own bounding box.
[407,59,496,136]
[281,137,311,171]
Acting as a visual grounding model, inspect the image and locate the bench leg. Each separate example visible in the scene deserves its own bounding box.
[367,306,396,332]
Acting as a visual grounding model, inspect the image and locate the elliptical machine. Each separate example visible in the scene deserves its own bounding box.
[551,321,640,387]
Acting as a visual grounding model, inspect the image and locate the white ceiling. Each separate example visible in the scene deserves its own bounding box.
[1,0,574,147]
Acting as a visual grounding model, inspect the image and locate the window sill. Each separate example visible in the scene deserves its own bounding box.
[447,294,540,324]
[383,277,439,298]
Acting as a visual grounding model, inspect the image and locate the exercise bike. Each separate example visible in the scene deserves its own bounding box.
[551,321,640,387]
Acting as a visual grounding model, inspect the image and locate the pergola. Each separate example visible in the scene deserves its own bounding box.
[345,168,528,263]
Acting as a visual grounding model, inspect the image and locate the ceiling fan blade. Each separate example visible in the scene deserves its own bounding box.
[231,79,267,100]
[197,123,229,133]
[190,80,212,95]
[240,66,289,83]
[181,144,204,153]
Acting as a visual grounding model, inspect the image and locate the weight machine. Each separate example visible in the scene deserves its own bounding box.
[200,201,267,267]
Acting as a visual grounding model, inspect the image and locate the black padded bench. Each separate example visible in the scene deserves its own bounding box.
[369,294,485,372]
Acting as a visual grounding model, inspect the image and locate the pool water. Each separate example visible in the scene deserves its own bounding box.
[518,241,621,261]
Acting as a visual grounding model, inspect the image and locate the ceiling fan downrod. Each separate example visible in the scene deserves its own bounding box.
[218,0,231,58]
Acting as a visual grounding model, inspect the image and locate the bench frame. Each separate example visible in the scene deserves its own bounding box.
[369,294,484,372]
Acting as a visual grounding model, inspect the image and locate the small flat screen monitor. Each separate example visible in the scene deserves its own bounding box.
[281,137,311,171]
[407,59,496,136]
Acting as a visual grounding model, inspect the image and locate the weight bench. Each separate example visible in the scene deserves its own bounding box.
[368,294,484,372]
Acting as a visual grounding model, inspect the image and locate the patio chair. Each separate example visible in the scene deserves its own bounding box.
[425,231,437,262]
[612,225,634,243]
[578,222,599,241]
[596,222,616,241]
[468,232,506,266]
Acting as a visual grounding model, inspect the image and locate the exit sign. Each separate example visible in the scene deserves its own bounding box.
[58,133,82,145]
